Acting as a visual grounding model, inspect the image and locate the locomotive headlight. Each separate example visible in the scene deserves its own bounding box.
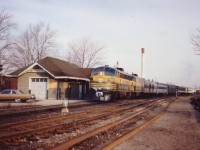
[99,71,104,76]
[96,92,103,97]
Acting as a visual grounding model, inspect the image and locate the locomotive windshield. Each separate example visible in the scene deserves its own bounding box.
[105,67,116,76]
[91,67,104,75]
[91,67,116,76]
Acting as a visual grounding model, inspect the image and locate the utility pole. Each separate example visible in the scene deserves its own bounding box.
[141,48,145,78]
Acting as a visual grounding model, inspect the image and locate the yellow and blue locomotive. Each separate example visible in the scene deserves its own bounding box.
[90,66,143,101]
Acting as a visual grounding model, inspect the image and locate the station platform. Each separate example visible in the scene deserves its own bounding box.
[0,99,89,107]
[33,99,87,106]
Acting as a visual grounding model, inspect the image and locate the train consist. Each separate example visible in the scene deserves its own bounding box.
[90,66,193,101]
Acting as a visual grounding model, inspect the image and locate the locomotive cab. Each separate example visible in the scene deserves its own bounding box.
[90,66,117,101]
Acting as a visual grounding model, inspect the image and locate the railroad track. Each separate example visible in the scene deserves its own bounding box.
[0,97,162,118]
[0,98,156,130]
[0,97,172,149]
[51,98,174,150]
[0,99,153,135]
[102,101,172,150]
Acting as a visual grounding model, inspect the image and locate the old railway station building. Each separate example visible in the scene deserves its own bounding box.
[9,57,93,100]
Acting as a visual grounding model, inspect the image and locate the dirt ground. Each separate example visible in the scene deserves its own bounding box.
[113,97,200,150]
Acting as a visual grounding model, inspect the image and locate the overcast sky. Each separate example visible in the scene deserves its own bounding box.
[1,0,200,88]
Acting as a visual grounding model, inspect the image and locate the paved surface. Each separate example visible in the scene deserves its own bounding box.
[34,99,86,106]
[113,97,200,150]
[0,99,88,107]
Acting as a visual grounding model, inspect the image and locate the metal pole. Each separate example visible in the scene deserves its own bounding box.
[141,48,145,78]
[0,64,2,91]
[0,73,2,91]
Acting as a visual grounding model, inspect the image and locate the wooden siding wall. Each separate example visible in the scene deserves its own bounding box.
[0,76,17,91]
[48,79,58,99]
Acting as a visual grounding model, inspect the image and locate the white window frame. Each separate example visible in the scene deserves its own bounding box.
[29,77,49,90]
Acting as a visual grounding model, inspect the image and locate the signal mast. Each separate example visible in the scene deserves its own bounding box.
[141,48,145,78]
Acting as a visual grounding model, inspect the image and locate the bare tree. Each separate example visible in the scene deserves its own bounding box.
[66,37,105,68]
[0,8,16,73]
[191,28,200,55]
[11,22,57,68]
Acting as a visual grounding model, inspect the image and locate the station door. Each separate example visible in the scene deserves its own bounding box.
[31,78,47,100]
[70,84,79,99]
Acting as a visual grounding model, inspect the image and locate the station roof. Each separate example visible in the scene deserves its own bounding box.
[9,57,93,81]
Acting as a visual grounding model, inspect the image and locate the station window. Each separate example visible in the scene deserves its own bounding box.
[32,78,47,82]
